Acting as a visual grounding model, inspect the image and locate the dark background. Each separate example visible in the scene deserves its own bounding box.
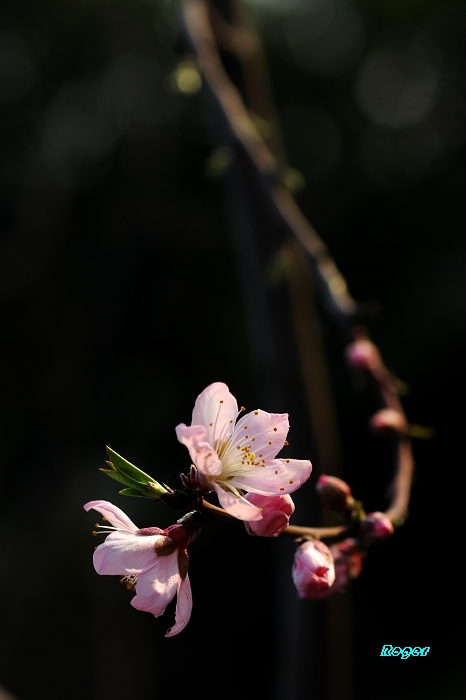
[0,0,465,699]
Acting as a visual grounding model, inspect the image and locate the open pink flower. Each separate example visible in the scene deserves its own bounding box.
[292,540,336,598]
[84,500,193,637]
[244,493,295,537]
[176,382,312,521]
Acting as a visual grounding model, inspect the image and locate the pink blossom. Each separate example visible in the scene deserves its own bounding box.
[292,540,335,598]
[360,512,394,546]
[316,474,354,512]
[370,408,408,437]
[84,500,193,637]
[244,493,295,537]
[345,339,381,371]
[303,538,363,600]
[176,382,312,521]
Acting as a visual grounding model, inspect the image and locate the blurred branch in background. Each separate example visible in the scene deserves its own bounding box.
[0,687,19,700]
[178,1,416,698]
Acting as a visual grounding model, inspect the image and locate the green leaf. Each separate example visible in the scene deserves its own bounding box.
[99,468,135,487]
[106,446,157,484]
[118,488,148,497]
[103,447,168,499]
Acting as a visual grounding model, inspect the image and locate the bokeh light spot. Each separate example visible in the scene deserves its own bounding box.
[355,45,439,128]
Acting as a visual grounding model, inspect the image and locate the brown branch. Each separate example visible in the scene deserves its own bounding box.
[384,438,415,525]
[361,342,416,526]
[181,0,416,530]
[182,0,358,322]
[194,497,351,541]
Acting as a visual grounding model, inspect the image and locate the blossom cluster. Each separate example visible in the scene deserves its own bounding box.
[85,382,394,636]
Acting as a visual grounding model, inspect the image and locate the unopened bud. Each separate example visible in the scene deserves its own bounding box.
[292,540,335,599]
[360,512,394,546]
[316,475,354,512]
[370,409,408,437]
[304,538,363,600]
[346,339,381,372]
[244,493,295,537]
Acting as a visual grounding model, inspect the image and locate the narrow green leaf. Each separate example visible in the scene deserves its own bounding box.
[99,468,135,487]
[103,447,168,499]
[106,446,158,485]
[118,488,148,497]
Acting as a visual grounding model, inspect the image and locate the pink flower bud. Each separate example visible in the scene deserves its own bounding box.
[370,408,408,437]
[244,493,295,537]
[360,512,394,546]
[303,538,363,600]
[345,339,381,372]
[316,474,354,512]
[292,540,336,599]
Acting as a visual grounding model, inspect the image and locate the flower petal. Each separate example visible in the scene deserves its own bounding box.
[84,500,138,531]
[131,551,180,617]
[165,575,193,637]
[93,531,162,575]
[191,382,238,445]
[175,423,222,476]
[227,410,289,463]
[232,458,312,495]
[213,482,262,521]
[244,493,295,515]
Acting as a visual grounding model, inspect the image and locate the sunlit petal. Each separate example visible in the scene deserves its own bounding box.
[191,382,238,444]
[175,423,223,475]
[84,500,138,531]
[93,531,162,575]
[165,575,193,637]
[232,458,312,495]
[213,482,262,521]
[131,551,180,617]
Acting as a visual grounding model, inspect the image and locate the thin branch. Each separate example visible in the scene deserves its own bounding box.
[364,350,416,526]
[182,0,358,327]
[180,0,416,530]
[184,497,352,541]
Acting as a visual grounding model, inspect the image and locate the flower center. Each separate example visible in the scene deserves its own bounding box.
[120,574,137,592]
